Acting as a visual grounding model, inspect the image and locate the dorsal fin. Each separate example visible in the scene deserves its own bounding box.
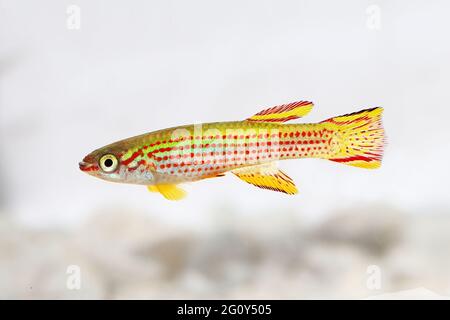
[232,162,298,195]
[246,101,314,123]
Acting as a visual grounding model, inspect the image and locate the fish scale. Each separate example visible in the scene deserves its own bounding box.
[135,121,335,179]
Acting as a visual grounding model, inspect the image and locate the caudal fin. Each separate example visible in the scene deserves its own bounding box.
[321,107,385,169]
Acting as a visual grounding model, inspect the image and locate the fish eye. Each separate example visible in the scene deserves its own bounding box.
[99,154,118,173]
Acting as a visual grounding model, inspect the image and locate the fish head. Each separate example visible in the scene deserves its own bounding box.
[79,142,156,184]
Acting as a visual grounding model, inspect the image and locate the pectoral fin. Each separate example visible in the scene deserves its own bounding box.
[147,184,187,200]
[232,163,298,195]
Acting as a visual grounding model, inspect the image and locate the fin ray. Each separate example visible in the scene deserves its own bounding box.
[322,107,385,169]
[232,163,298,194]
[147,184,187,200]
[246,101,313,123]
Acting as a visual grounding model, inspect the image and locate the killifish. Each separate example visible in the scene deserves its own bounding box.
[79,101,385,200]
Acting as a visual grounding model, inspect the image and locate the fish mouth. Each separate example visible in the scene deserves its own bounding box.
[79,161,97,172]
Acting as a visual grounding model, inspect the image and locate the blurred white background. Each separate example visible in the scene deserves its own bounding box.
[1,0,450,299]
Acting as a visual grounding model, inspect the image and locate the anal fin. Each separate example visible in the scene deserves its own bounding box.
[147,184,187,200]
[232,163,298,195]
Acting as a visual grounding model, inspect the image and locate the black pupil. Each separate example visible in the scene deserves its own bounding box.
[104,158,113,167]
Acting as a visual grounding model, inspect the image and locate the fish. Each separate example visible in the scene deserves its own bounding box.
[79,101,385,200]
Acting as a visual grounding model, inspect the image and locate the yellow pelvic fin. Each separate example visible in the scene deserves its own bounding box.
[246,101,313,123]
[147,184,187,201]
[232,163,298,195]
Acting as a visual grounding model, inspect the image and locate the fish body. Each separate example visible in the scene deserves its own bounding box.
[80,101,385,200]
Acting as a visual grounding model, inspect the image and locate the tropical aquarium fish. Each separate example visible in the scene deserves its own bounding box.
[79,101,385,200]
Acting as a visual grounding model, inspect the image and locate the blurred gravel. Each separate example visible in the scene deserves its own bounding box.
[1,205,449,299]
